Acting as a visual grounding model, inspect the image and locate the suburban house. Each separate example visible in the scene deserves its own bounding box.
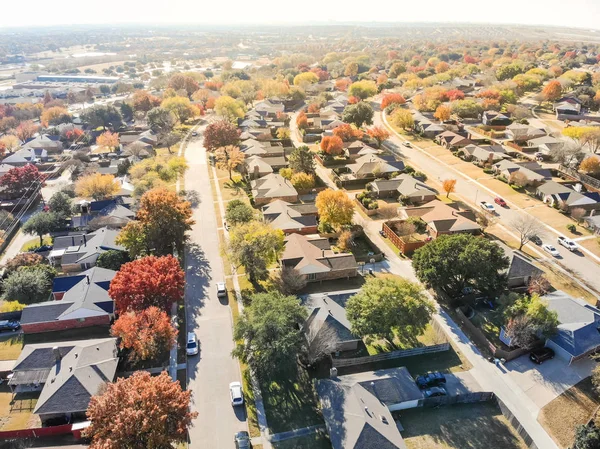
[345,154,405,180]
[20,267,116,334]
[344,141,379,160]
[505,123,546,143]
[412,114,445,138]
[527,136,564,155]
[403,200,480,238]
[119,130,158,150]
[585,215,600,234]
[435,131,472,149]
[367,174,437,204]
[460,144,510,165]
[3,148,49,166]
[493,160,549,186]
[536,181,600,214]
[250,173,298,206]
[9,338,119,425]
[280,234,358,282]
[254,99,285,116]
[481,111,512,127]
[502,248,544,288]
[554,98,582,117]
[71,198,134,230]
[302,291,361,354]
[49,227,124,272]
[317,368,425,449]
[542,291,600,364]
[262,200,318,235]
[244,155,288,178]
[22,134,64,153]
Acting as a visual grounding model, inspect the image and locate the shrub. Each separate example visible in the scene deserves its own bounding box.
[413,171,427,181]
[404,165,415,174]
[567,224,576,233]
[510,184,524,191]
[483,168,494,174]
[497,175,508,183]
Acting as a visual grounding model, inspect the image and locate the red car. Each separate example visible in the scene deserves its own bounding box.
[494,197,507,207]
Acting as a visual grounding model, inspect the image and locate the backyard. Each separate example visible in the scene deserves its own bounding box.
[0,385,40,431]
[397,402,528,449]
[272,432,332,449]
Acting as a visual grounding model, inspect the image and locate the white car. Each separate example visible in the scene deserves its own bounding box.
[217,282,227,298]
[480,201,495,213]
[186,332,199,356]
[403,141,411,147]
[558,236,578,251]
[543,244,560,257]
[229,381,244,406]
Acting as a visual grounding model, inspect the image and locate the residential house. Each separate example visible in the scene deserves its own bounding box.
[412,114,445,138]
[3,148,49,166]
[554,99,582,117]
[22,134,63,153]
[493,160,549,186]
[244,155,288,178]
[20,267,116,334]
[9,338,119,425]
[71,198,134,230]
[536,181,600,214]
[460,144,510,165]
[119,130,158,150]
[403,200,480,238]
[302,291,361,353]
[367,174,437,204]
[542,291,600,364]
[250,173,298,206]
[281,234,358,282]
[435,131,472,149]
[49,227,124,272]
[262,200,318,235]
[585,214,600,234]
[527,136,564,155]
[254,100,285,117]
[344,154,405,180]
[344,141,379,160]
[505,123,546,143]
[481,111,512,127]
[500,247,544,288]
[317,368,426,449]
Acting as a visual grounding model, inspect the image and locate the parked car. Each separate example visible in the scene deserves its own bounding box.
[403,142,411,147]
[217,282,227,298]
[558,236,578,252]
[192,131,198,137]
[416,372,447,389]
[423,386,447,398]
[529,235,542,246]
[0,320,20,333]
[235,431,252,449]
[33,245,53,253]
[494,197,507,207]
[480,201,495,213]
[542,244,560,257]
[379,230,386,238]
[229,381,244,406]
[529,347,555,364]
[186,332,199,356]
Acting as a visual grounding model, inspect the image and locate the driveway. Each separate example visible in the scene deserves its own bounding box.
[184,126,247,448]
[444,371,484,396]
[503,354,596,410]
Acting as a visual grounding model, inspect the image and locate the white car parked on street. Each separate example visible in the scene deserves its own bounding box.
[557,236,578,251]
[229,381,244,406]
[543,244,560,257]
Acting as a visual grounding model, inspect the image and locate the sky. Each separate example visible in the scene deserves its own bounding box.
[1,0,600,29]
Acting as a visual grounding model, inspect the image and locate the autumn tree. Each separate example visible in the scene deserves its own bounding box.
[0,135,19,153]
[579,156,600,176]
[348,80,377,100]
[316,189,354,232]
[335,78,351,91]
[109,255,184,313]
[203,120,239,151]
[215,145,245,180]
[442,179,457,198]
[542,80,562,102]
[111,306,177,363]
[332,124,363,142]
[214,96,246,122]
[86,371,196,449]
[96,131,119,151]
[293,72,319,86]
[161,96,195,123]
[276,127,290,140]
[225,199,254,226]
[3,253,45,275]
[288,145,315,175]
[41,106,71,127]
[390,108,414,130]
[117,187,193,257]
[296,111,308,130]
[528,274,551,296]
[167,74,199,97]
[381,93,406,110]
[0,164,43,197]
[435,61,450,73]
[505,294,558,349]
[14,121,39,143]
[366,126,390,148]
[320,135,344,156]
[132,90,161,113]
[75,173,120,200]
[269,267,307,295]
[229,221,284,283]
[291,172,315,189]
[434,104,452,123]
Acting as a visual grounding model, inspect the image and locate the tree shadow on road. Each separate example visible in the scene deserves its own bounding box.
[185,243,211,316]
[179,189,201,209]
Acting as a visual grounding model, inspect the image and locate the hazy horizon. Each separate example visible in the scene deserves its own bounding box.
[1,0,599,31]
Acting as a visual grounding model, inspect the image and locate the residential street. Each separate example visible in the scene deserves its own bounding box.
[184,126,247,448]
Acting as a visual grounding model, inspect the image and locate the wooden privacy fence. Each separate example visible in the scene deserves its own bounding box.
[332,343,450,368]
[420,391,494,407]
[559,164,600,191]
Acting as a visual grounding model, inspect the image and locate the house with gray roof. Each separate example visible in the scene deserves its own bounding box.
[367,174,437,204]
[3,148,49,166]
[493,160,549,186]
[542,291,600,364]
[536,181,600,214]
[50,227,124,272]
[9,338,118,425]
[527,136,564,155]
[20,267,116,334]
[460,144,510,165]
[251,173,298,206]
[22,134,63,153]
[71,198,134,230]
[505,123,546,143]
[498,246,544,288]
[262,200,318,235]
[344,154,405,180]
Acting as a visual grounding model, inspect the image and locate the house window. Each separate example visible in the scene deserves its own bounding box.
[307,273,317,281]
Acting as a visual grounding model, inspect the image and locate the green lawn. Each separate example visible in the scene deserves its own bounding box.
[20,236,52,252]
[261,368,324,434]
[366,322,447,354]
[273,432,332,449]
[0,334,23,360]
[399,402,528,449]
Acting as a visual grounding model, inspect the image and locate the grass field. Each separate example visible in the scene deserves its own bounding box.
[538,377,599,448]
[399,402,528,449]
[0,385,40,431]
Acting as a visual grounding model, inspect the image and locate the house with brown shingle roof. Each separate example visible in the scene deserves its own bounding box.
[403,200,480,238]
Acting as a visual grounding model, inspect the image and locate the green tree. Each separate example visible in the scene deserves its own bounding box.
[412,234,509,298]
[232,291,307,379]
[229,221,284,283]
[161,96,195,123]
[81,104,123,130]
[573,425,600,449]
[348,80,377,100]
[22,212,61,246]
[225,199,253,226]
[214,96,246,122]
[342,102,374,127]
[288,146,316,175]
[147,107,176,135]
[97,250,130,271]
[2,267,53,304]
[504,294,558,348]
[47,191,72,218]
[346,277,434,345]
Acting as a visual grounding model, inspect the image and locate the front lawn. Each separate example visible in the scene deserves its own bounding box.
[0,334,23,360]
[20,236,52,252]
[538,377,600,448]
[366,322,447,354]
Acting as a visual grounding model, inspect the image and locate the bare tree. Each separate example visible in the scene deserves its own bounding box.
[571,207,587,224]
[550,142,585,167]
[475,211,496,232]
[305,323,340,365]
[528,274,551,296]
[125,141,148,161]
[377,204,399,220]
[270,267,307,295]
[509,171,530,188]
[504,315,538,349]
[511,214,545,250]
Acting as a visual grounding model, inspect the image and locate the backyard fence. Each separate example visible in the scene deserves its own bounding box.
[559,164,600,192]
[420,391,494,408]
[331,343,450,368]
[496,397,539,449]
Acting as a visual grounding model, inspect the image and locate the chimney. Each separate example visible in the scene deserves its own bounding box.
[53,346,61,362]
[83,234,87,245]
[86,275,90,285]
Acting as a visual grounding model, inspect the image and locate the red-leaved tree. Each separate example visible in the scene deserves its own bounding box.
[332,124,363,142]
[0,164,44,197]
[381,93,406,110]
[203,119,239,151]
[86,371,197,449]
[109,255,185,314]
[14,120,39,143]
[111,306,177,362]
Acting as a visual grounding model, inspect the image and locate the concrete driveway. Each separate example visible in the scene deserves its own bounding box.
[503,354,596,410]
[444,371,484,396]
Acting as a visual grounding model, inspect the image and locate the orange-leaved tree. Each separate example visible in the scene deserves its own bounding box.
[109,255,184,313]
[381,93,406,110]
[333,124,363,142]
[215,145,245,180]
[542,80,562,102]
[434,104,452,123]
[96,131,120,151]
[366,126,390,148]
[442,179,457,198]
[320,135,344,156]
[86,371,197,449]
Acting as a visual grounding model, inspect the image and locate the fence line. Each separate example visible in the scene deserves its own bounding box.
[332,343,450,368]
[559,164,600,191]
[496,397,539,449]
[420,391,494,407]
